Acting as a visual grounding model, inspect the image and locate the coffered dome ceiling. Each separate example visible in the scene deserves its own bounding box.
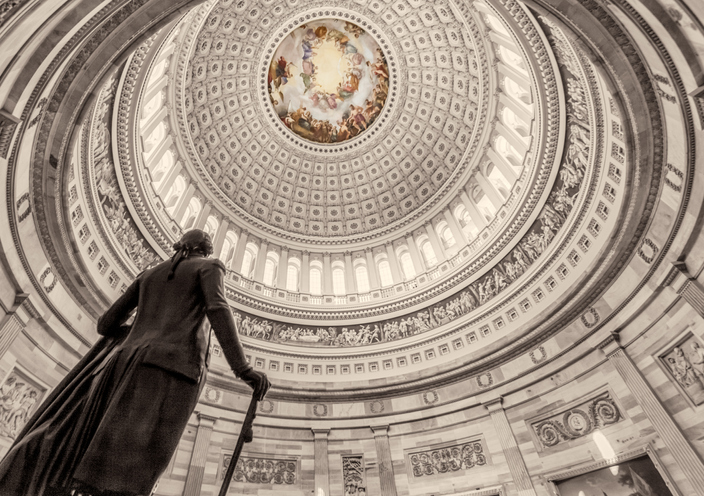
[16,0,685,403]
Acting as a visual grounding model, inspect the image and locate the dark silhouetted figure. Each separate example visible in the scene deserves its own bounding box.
[0,229,270,496]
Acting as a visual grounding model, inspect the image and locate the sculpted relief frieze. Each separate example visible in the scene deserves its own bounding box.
[531,392,622,449]
[221,454,297,485]
[89,73,159,272]
[407,439,487,478]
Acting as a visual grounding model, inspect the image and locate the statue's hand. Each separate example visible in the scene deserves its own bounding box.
[239,368,271,401]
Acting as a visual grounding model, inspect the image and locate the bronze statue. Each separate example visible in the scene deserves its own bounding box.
[0,229,270,496]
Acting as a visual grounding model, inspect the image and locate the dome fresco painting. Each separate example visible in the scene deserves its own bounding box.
[3,0,704,493]
[268,19,389,144]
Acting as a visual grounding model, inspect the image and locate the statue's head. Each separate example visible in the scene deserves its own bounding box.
[173,229,213,257]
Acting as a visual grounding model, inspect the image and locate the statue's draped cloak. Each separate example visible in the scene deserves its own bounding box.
[0,256,249,496]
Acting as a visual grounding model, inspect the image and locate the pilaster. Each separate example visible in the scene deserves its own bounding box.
[182,413,217,496]
[371,425,398,496]
[313,428,330,496]
[483,397,537,496]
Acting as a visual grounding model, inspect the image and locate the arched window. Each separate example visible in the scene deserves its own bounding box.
[504,76,532,106]
[180,198,201,230]
[219,231,238,269]
[141,91,163,125]
[499,46,526,72]
[204,216,218,237]
[475,189,497,221]
[151,149,174,186]
[419,239,437,268]
[496,135,524,169]
[486,164,511,200]
[148,58,168,86]
[398,250,416,280]
[332,262,346,295]
[240,243,258,279]
[165,175,185,214]
[286,257,300,292]
[355,262,370,293]
[455,205,479,240]
[437,222,456,249]
[262,252,279,287]
[309,262,323,295]
[501,107,530,138]
[377,256,393,287]
[484,13,510,35]
[143,121,165,155]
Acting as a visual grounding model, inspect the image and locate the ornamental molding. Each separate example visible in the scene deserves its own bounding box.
[529,390,623,450]
[406,438,488,478]
[220,453,297,485]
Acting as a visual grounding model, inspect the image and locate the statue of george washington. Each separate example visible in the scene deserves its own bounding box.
[0,229,270,496]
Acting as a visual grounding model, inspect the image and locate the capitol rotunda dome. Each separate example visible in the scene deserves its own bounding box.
[1,0,703,493]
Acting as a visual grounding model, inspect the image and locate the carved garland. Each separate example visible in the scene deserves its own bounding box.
[222,455,296,484]
[409,440,487,477]
[532,393,622,448]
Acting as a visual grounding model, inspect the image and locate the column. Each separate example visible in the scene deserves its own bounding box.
[498,62,531,90]
[460,191,488,230]
[301,251,310,293]
[172,182,196,224]
[599,333,704,492]
[495,121,528,156]
[313,429,330,496]
[344,251,356,293]
[475,173,504,211]
[141,106,168,141]
[157,161,183,197]
[443,209,466,249]
[143,75,168,106]
[487,146,518,183]
[365,248,380,289]
[253,239,269,282]
[489,30,517,52]
[182,413,217,496]
[499,93,533,127]
[194,201,212,230]
[385,243,402,283]
[322,252,332,295]
[484,398,538,496]
[146,135,174,171]
[424,222,447,263]
[212,218,230,258]
[278,246,289,290]
[671,261,704,318]
[405,233,425,274]
[0,293,30,360]
[371,426,398,496]
[232,229,249,274]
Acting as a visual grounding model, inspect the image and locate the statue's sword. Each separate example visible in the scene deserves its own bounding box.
[217,391,260,496]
